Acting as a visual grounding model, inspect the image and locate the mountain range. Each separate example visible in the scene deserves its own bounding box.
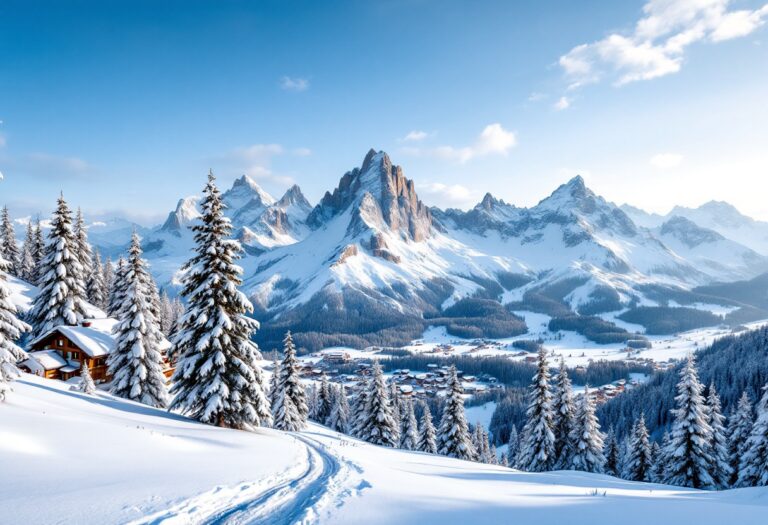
[81,149,768,350]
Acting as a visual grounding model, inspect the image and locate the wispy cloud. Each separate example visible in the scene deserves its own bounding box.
[215,143,310,187]
[401,130,430,142]
[402,123,517,163]
[0,152,94,181]
[280,76,310,92]
[559,0,768,88]
[650,152,684,169]
[553,96,571,111]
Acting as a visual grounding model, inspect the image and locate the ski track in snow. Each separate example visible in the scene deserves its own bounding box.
[131,433,357,525]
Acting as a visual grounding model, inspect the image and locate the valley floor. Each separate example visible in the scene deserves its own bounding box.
[3,375,768,525]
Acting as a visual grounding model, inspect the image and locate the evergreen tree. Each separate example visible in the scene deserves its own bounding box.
[664,354,715,489]
[436,365,475,460]
[316,374,333,425]
[360,362,399,447]
[399,396,419,450]
[568,387,605,473]
[169,172,270,429]
[327,385,350,433]
[73,208,93,281]
[417,405,437,454]
[623,415,653,482]
[603,426,621,477]
[350,379,368,438]
[706,383,732,489]
[649,441,663,482]
[31,217,45,284]
[0,207,20,277]
[307,383,320,422]
[728,391,753,486]
[103,257,114,294]
[108,234,169,408]
[473,423,492,463]
[506,425,519,468]
[737,384,768,487]
[159,291,174,336]
[19,221,37,283]
[86,251,107,310]
[269,360,281,416]
[107,257,127,318]
[552,358,577,468]
[0,255,29,399]
[28,195,89,339]
[658,431,672,480]
[79,362,96,395]
[517,347,556,472]
[389,380,402,423]
[277,331,308,424]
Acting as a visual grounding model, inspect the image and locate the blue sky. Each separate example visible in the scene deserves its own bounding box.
[1,0,767,223]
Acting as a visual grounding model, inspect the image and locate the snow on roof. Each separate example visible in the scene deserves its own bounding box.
[29,324,116,357]
[22,350,67,371]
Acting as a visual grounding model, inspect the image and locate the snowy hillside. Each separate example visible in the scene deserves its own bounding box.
[3,375,768,525]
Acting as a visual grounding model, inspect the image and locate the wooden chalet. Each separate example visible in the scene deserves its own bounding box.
[20,321,174,383]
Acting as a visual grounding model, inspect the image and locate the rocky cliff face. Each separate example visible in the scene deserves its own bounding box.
[308,149,433,241]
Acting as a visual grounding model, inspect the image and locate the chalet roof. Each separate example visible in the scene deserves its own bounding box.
[29,325,116,357]
[21,350,68,371]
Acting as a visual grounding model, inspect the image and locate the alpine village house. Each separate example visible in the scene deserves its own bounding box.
[19,320,174,383]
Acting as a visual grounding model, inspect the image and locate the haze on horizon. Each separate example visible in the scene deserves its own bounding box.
[1,0,767,224]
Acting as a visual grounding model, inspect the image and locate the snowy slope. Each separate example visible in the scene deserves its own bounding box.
[3,376,768,525]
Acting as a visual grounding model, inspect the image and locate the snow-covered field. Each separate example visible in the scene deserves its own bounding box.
[4,374,768,525]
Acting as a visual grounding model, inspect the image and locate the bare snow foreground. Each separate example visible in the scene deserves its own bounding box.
[2,376,768,525]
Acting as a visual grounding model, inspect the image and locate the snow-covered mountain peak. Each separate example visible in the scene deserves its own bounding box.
[307,150,433,241]
[660,216,725,248]
[160,196,201,234]
[277,184,310,209]
[223,174,276,210]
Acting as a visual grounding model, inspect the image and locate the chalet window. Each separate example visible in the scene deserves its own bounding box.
[57,339,64,347]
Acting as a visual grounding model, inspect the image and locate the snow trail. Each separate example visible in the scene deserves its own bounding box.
[133,433,357,525]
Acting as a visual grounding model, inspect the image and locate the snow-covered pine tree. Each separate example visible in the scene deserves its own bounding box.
[399,397,418,450]
[417,404,437,454]
[79,361,96,395]
[107,257,127,318]
[552,357,576,468]
[316,374,333,425]
[623,415,653,482]
[472,423,492,463]
[73,208,93,282]
[737,384,768,487]
[31,217,45,284]
[107,233,169,408]
[102,257,114,294]
[603,425,621,477]
[86,251,107,310]
[506,425,519,468]
[20,221,37,283]
[328,384,350,433]
[706,383,732,489]
[0,255,30,399]
[27,195,89,339]
[269,359,281,416]
[658,430,672,480]
[389,380,401,423]
[568,387,605,473]
[277,331,308,425]
[649,441,663,482]
[360,362,399,447]
[517,347,556,472]
[728,391,753,486]
[436,365,475,460]
[158,291,174,336]
[664,354,715,489]
[0,207,20,277]
[169,172,270,429]
[350,379,368,438]
[306,383,320,422]
[499,449,509,467]
[272,359,304,432]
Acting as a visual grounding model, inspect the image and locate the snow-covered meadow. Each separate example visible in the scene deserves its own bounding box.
[3,374,768,525]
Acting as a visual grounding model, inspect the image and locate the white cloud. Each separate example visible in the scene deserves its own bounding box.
[292,147,312,157]
[280,76,310,92]
[405,123,517,163]
[650,152,684,169]
[417,182,479,208]
[528,92,546,102]
[402,130,429,142]
[217,143,304,187]
[559,0,768,88]
[553,96,571,110]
